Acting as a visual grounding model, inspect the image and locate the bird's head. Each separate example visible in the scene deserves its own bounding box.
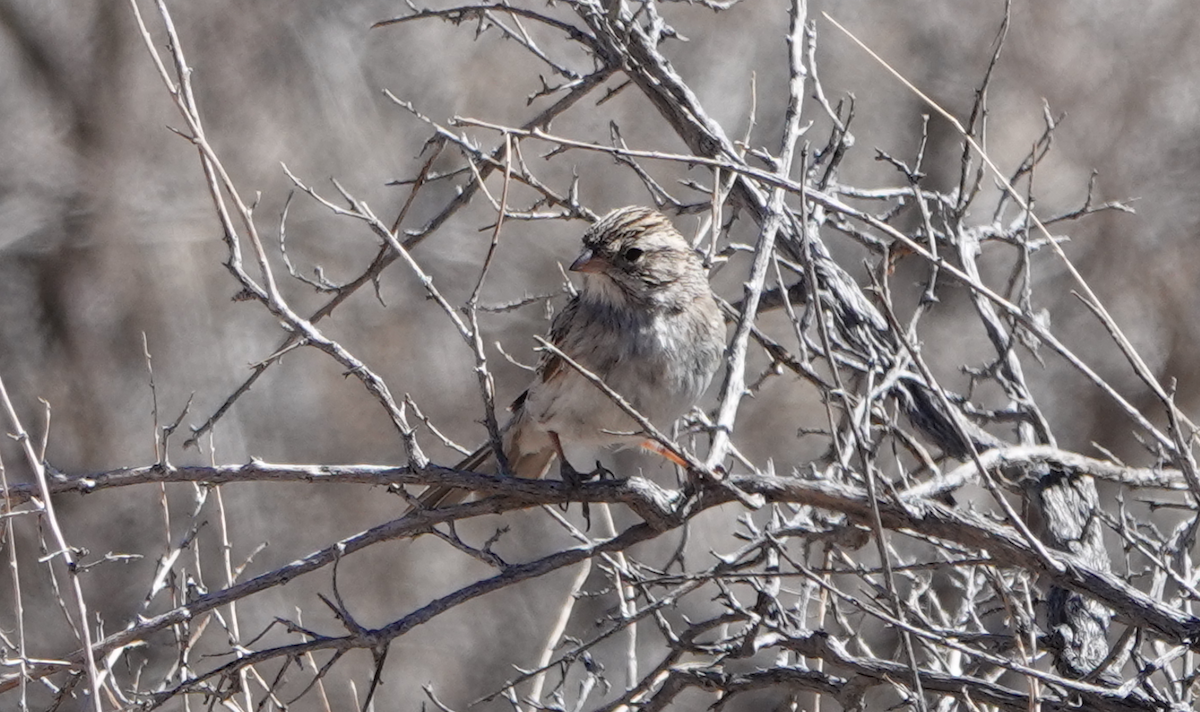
[569,207,705,309]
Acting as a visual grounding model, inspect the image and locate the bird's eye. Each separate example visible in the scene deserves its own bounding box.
[622,247,644,262]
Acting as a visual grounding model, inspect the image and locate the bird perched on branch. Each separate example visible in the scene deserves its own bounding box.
[413,206,726,510]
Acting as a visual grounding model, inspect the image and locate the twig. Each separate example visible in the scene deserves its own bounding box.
[0,375,102,710]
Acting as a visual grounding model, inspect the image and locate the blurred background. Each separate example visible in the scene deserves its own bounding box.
[0,1,1197,709]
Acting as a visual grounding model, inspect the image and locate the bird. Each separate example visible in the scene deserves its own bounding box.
[412,206,726,510]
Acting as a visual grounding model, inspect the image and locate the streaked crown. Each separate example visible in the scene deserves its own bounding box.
[582,206,678,250]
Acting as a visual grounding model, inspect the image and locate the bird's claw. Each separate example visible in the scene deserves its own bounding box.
[559,459,611,486]
[558,459,610,528]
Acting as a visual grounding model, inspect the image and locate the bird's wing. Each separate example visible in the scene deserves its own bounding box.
[528,293,580,394]
[407,299,580,512]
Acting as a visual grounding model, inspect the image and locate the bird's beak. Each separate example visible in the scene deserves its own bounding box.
[569,248,606,274]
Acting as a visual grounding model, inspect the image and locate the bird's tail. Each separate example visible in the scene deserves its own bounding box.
[408,436,556,512]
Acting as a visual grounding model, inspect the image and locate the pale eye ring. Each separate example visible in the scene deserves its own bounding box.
[622,247,644,262]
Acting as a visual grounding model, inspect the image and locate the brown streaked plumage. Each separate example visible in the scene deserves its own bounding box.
[413,206,725,510]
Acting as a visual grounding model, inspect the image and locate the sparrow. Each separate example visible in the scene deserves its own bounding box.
[414,206,725,509]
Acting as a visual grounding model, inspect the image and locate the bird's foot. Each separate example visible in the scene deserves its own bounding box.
[557,459,611,527]
[559,459,611,486]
